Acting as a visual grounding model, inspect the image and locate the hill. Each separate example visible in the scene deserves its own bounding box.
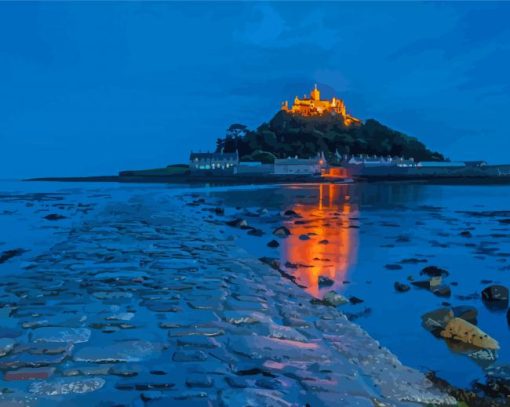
[215,111,444,163]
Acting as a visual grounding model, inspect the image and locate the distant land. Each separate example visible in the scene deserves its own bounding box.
[29,85,510,184]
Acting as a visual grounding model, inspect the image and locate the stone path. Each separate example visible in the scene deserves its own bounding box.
[0,192,455,406]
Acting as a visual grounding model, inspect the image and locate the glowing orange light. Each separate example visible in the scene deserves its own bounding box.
[280,184,359,298]
[281,85,361,126]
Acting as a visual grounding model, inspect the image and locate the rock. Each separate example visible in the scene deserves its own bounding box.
[482,285,509,309]
[460,230,472,238]
[421,266,449,277]
[412,276,442,290]
[172,350,208,362]
[322,291,349,307]
[4,367,55,381]
[484,365,510,397]
[32,327,91,344]
[440,318,499,350]
[422,308,453,333]
[0,338,16,356]
[214,207,225,216]
[349,296,364,305]
[283,209,300,218]
[109,365,139,377]
[318,239,329,245]
[74,341,163,363]
[267,240,279,248]
[273,226,291,238]
[220,388,292,407]
[247,227,264,237]
[400,258,428,264]
[259,257,280,270]
[318,275,334,288]
[394,282,410,293]
[29,378,105,395]
[432,285,451,297]
[185,374,213,388]
[176,336,219,349]
[43,213,66,221]
[141,391,164,401]
[298,234,310,240]
[226,218,248,228]
[385,264,402,270]
[452,306,478,325]
[0,248,26,264]
[223,311,268,325]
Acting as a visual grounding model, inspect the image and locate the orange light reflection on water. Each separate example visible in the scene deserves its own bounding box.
[281,184,359,298]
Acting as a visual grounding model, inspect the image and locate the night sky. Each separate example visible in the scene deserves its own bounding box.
[2,2,510,178]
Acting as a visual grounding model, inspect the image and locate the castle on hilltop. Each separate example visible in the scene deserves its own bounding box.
[281,85,361,126]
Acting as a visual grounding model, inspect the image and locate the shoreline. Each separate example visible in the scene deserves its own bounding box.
[25,174,510,186]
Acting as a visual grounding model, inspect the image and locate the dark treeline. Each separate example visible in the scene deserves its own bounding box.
[215,111,444,164]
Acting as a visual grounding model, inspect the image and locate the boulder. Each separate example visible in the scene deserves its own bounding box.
[226,218,248,228]
[44,214,66,221]
[394,282,410,293]
[247,228,264,237]
[432,285,451,298]
[299,234,310,241]
[421,266,449,278]
[384,264,402,270]
[422,308,453,333]
[440,318,499,350]
[452,306,478,325]
[322,291,349,307]
[282,209,300,218]
[412,276,442,290]
[460,230,472,238]
[318,276,334,288]
[349,296,364,305]
[482,285,509,309]
[267,240,279,248]
[318,239,329,245]
[214,207,225,215]
[273,226,291,238]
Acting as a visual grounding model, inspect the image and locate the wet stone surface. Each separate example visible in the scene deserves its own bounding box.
[0,192,455,406]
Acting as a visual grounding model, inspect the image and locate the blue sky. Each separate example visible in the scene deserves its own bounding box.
[1,2,510,177]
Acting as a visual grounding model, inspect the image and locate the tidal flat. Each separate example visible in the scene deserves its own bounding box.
[0,180,509,406]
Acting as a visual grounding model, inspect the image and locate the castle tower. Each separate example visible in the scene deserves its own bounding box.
[310,84,320,101]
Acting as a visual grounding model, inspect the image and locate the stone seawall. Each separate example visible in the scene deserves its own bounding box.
[0,191,455,406]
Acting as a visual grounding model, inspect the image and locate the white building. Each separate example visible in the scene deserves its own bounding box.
[274,153,326,175]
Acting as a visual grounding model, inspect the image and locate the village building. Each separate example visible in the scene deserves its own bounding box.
[189,151,239,174]
[274,153,327,175]
[281,85,361,126]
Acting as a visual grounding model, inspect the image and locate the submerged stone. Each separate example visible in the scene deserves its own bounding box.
[74,340,163,363]
[29,377,105,395]
[32,327,91,344]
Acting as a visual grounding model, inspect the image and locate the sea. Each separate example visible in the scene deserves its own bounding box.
[1,179,509,390]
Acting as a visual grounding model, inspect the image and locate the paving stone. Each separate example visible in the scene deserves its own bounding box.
[74,340,163,363]
[31,327,91,344]
[176,336,219,349]
[185,374,213,388]
[0,338,16,356]
[4,367,55,381]
[172,350,208,362]
[29,377,105,395]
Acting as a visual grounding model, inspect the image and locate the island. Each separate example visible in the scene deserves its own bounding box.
[29,85,510,184]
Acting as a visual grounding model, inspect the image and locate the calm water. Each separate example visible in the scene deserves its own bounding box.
[208,182,510,388]
[1,180,509,389]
